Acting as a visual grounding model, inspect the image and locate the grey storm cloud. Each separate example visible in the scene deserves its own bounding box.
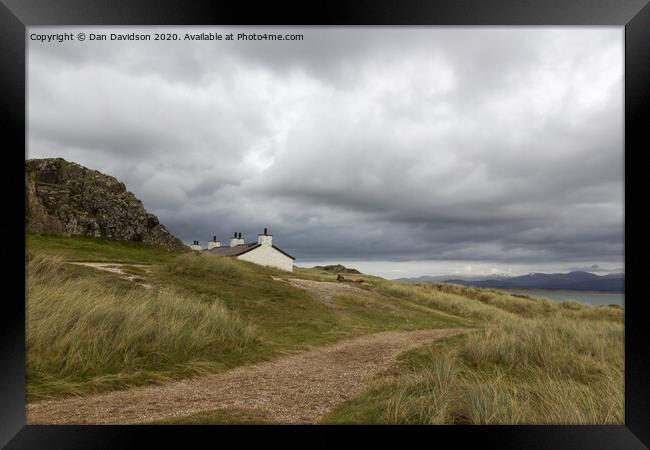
[27,26,624,276]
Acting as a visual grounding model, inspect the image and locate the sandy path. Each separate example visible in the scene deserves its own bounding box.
[272,277,373,311]
[27,328,470,425]
[68,262,152,288]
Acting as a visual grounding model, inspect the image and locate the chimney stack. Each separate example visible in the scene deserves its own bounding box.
[230,231,245,247]
[208,235,221,250]
[190,240,202,251]
[258,227,272,246]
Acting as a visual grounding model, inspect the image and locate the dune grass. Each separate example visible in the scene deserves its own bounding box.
[373,281,516,322]
[26,253,258,400]
[26,237,466,400]
[322,283,624,425]
[25,235,623,424]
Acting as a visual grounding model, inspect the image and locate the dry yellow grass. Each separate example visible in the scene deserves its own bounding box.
[325,282,624,425]
[457,314,623,423]
[26,253,257,399]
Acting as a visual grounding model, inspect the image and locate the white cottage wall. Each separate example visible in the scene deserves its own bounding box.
[237,245,293,272]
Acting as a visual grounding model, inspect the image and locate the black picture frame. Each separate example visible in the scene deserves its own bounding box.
[2,1,648,448]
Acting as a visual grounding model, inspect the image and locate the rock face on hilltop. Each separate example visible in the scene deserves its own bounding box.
[313,264,361,274]
[26,158,185,250]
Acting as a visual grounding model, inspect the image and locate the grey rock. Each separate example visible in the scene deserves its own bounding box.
[25,158,185,250]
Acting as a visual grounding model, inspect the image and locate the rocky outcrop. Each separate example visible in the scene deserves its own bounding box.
[26,158,185,250]
[313,264,361,274]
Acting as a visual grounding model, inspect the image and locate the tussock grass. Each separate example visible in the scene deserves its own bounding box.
[455,314,623,423]
[383,351,458,424]
[559,300,584,310]
[463,317,623,377]
[324,281,624,425]
[454,365,623,424]
[561,304,624,322]
[27,253,257,399]
[459,379,529,424]
[375,281,515,322]
[163,252,246,279]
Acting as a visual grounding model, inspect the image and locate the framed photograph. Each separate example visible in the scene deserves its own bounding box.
[2,0,649,448]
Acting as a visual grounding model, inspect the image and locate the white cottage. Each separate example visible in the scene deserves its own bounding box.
[199,228,295,272]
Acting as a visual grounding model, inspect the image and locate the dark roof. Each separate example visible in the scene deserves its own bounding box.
[204,242,295,260]
[205,242,260,257]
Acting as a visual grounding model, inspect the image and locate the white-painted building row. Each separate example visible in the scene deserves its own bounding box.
[189,228,294,272]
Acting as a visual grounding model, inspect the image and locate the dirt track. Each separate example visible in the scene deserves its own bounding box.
[272,277,369,310]
[27,328,470,424]
[68,262,152,288]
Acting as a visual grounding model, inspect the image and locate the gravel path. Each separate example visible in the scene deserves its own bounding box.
[27,328,471,424]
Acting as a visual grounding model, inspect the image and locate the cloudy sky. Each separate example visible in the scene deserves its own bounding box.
[27,27,623,278]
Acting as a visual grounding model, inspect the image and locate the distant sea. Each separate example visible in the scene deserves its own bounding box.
[503,289,624,307]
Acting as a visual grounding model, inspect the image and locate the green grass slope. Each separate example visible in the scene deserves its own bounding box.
[26,234,623,424]
[27,234,182,264]
[26,235,465,401]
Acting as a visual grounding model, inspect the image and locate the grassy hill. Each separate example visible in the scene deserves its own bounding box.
[26,234,465,400]
[25,234,623,424]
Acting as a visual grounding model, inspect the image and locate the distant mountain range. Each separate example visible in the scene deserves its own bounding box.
[396,271,624,292]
